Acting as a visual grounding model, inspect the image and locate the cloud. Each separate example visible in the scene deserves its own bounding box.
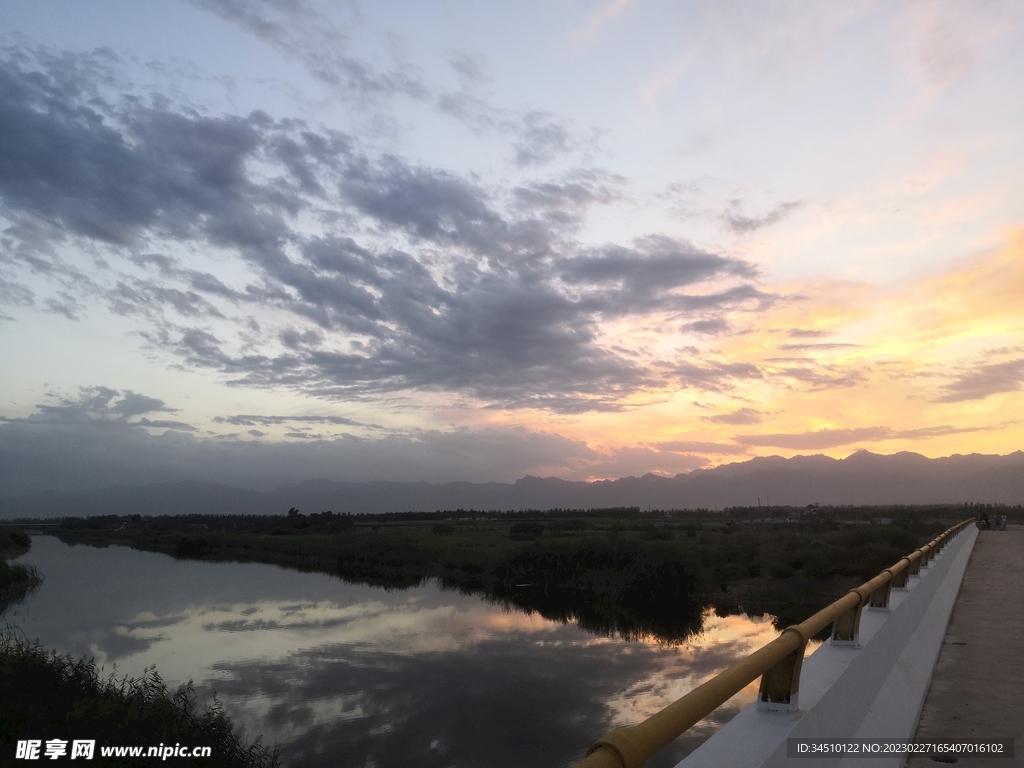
[113,392,176,418]
[214,414,367,427]
[656,440,747,455]
[339,156,506,247]
[893,425,985,439]
[197,0,582,169]
[512,169,623,224]
[674,360,762,392]
[682,318,729,335]
[2,388,710,494]
[722,201,801,234]
[786,329,831,339]
[0,46,768,414]
[43,292,84,320]
[136,418,197,431]
[703,408,763,425]
[0,279,35,316]
[735,424,982,449]
[446,51,491,87]
[191,0,428,102]
[775,364,865,389]
[736,427,891,449]
[512,112,573,167]
[935,357,1024,402]
[0,54,280,246]
[0,386,174,425]
[778,342,859,351]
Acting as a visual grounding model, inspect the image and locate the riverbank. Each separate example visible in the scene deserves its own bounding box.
[45,507,962,642]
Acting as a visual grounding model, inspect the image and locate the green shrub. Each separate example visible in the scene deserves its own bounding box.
[0,632,277,767]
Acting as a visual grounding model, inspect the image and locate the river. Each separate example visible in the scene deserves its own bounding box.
[7,536,798,768]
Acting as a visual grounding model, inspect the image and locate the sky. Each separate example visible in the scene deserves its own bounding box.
[1,0,1023,494]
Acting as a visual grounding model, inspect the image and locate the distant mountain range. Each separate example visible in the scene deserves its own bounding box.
[2,450,1022,519]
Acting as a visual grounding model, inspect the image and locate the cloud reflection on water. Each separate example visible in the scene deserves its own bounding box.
[9,538,805,768]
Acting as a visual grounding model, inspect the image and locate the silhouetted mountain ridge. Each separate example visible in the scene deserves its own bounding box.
[2,451,1021,518]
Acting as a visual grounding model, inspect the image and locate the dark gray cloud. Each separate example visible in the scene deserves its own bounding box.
[723,201,801,234]
[2,386,174,426]
[682,318,730,335]
[512,169,623,227]
[43,292,84,320]
[935,357,1024,402]
[0,46,766,412]
[339,156,510,248]
[0,51,285,247]
[562,237,755,304]
[112,391,175,417]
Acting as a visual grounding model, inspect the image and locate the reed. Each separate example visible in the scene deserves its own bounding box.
[0,631,279,767]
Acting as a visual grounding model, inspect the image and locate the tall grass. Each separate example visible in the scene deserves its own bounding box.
[0,560,41,611]
[0,631,278,767]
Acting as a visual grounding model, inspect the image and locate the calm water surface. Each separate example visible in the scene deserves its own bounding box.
[8,537,793,768]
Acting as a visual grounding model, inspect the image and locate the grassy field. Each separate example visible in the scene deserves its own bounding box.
[43,505,971,643]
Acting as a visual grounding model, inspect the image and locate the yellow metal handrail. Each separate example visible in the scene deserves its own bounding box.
[572,518,975,768]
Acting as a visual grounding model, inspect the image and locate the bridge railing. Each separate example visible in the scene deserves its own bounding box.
[572,518,976,768]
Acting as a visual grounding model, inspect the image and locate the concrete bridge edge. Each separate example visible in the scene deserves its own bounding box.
[677,525,978,768]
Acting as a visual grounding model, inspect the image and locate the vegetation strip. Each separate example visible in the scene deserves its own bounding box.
[39,504,984,643]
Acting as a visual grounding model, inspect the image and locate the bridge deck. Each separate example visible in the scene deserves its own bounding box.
[908,528,1023,768]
